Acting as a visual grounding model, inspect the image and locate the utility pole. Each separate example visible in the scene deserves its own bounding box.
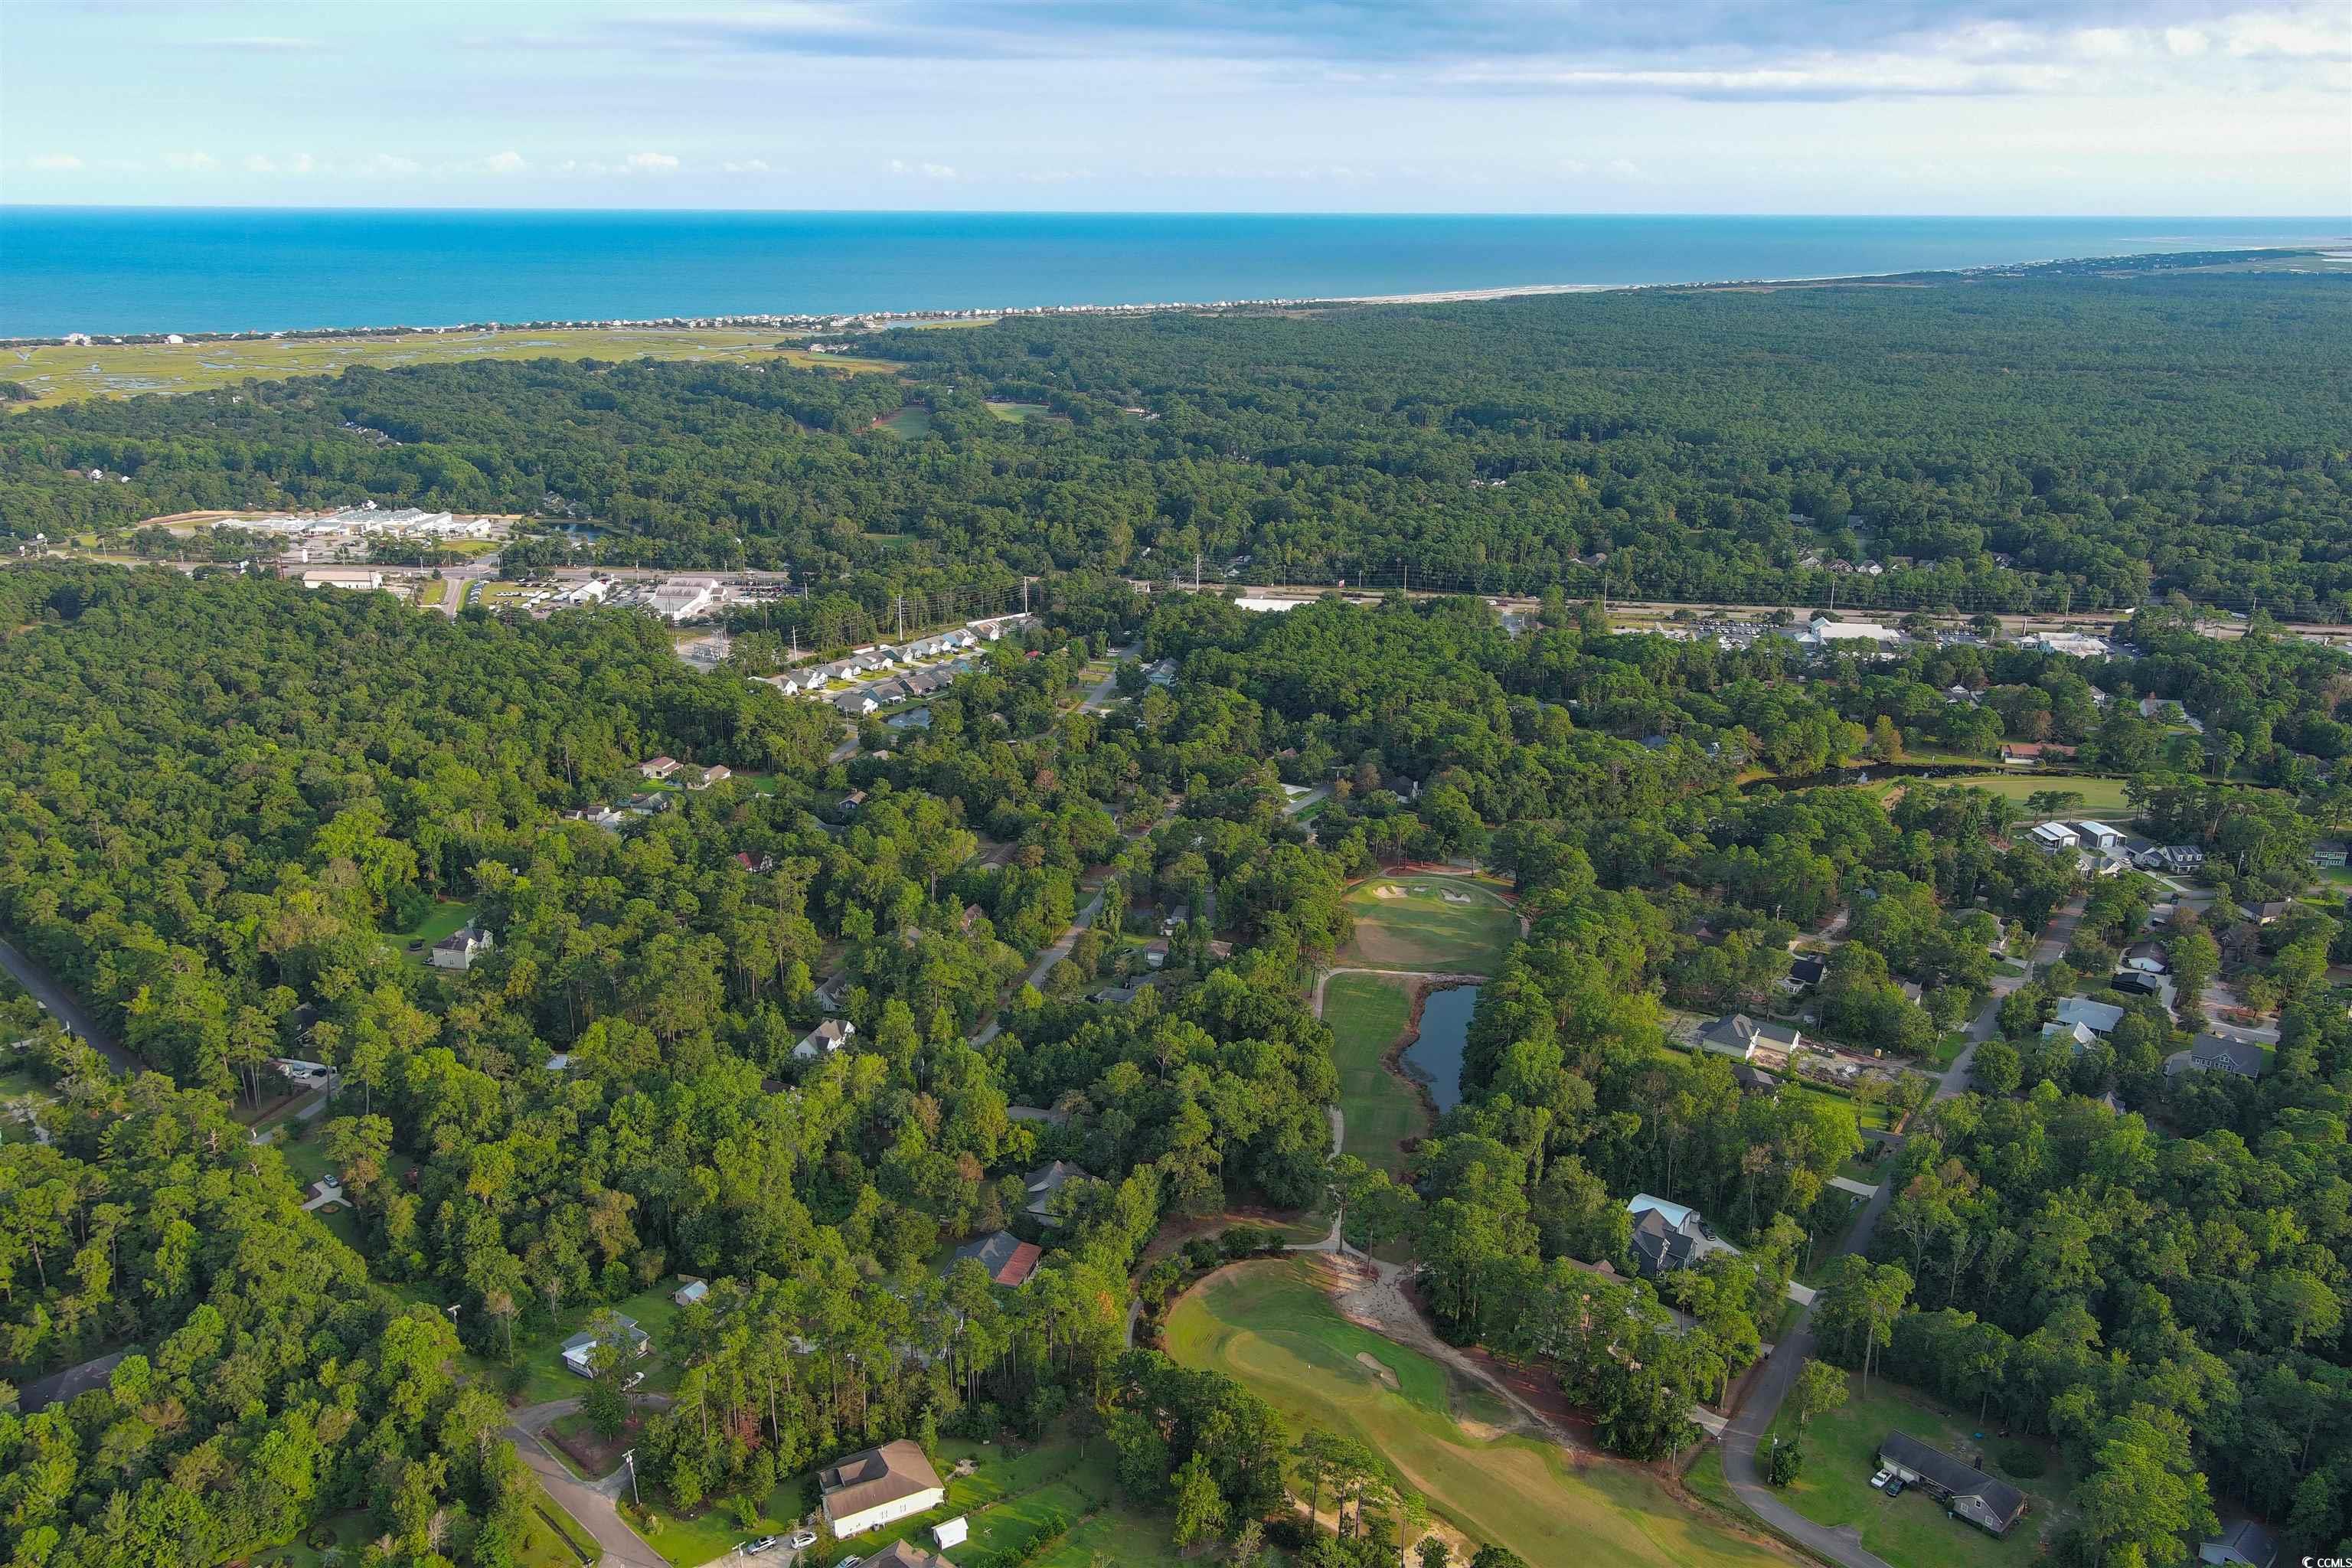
[1194,551,1201,591]
[622,1450,641,1509]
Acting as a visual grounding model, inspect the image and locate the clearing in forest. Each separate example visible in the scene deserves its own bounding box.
[1340,876,1517,972]
[1165,1259,1790,1568]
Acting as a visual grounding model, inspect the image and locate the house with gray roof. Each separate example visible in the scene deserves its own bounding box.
[1877,1432,2027,1537]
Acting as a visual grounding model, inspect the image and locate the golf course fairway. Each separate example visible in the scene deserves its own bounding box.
[1162,1259,1786,1568]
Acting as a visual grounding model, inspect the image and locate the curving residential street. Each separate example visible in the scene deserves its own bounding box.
[504,1399,670,1568]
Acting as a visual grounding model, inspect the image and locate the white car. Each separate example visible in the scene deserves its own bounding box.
[1869,1468,1892,1490]
[786,1530,818,1550]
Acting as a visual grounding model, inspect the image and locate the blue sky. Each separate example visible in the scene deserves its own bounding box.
[2,0,2346,213]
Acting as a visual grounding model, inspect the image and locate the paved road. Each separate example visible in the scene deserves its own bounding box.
[1936,894,2080,1102]
[968,887,1110,1048]
[1722,894,2080,1564]
[1079,642,1144,712]
[0,932,136,1074]
[505,1399,669,1568]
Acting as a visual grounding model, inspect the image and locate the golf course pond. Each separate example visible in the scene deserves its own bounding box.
[1399,984,1478,1113]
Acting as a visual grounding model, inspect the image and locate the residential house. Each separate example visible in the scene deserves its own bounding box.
[1697,1014,1802,1060]
[2200,1521,2281,1568]
[2140,695,2205,733]
[794,1019,856,1060]
[1779,955,1828,996]
[626,792,671,815]
[560,1315,650,1379]
[2053,996,2125,1035]
[671,1279,709,1307]
[960,903,985,934]
[2245,900,2295,925]
[734,851,774,874]
[430,926,495,972]
[1624,1194,1707,1279]
[2189,1033,2269,1079]
[870,678,911,705]
[952,1230,1041,1287]
[1145,939,1169,969]
[1731,1063,1781,1096]
[2000,741,2078,766]
[639,756,681,781]
[687,764,731,790]
[2122,940,2169,975]
[819,1440,948,1539]
[1876,1432,2028,1537]
[2111,971,2177,1009]
[2313,844,2348,868]
[1021,1161,1093,1223]
[862,1541,957,1568]
[835,692,878,717]
[2042,1020,2098,1053]
[2139,844,2206,874]
[840,789,867,813]
[813,972,851,1013]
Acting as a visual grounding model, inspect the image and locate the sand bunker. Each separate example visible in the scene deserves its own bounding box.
[1355,1351,1402,1390]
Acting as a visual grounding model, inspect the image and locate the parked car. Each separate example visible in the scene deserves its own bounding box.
[786,1530,818,1550]
[1869,1469,1891,1490]
[740,1537,781,1557]
[1885,1478,1906,1498]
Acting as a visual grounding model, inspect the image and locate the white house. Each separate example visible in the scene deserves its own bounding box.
[639,756,681,781]
[819,1440,947,1538]
[430,926,494,971]
[794,1019,856,1060]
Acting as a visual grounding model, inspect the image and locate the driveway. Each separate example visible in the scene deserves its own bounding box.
[967,886,1110,1047]
[505,1398,668,1568]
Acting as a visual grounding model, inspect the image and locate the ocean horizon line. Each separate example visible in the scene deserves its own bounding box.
[7,209,2347,340]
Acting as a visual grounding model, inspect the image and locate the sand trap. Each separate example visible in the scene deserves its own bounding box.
[1442,892,1472,904]
[1374,885,1401,898]
[1355,1351,1402,1390]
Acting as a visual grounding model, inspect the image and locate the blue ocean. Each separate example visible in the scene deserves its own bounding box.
[2,208,2343,338]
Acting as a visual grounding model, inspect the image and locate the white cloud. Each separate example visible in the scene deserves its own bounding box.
[721,158,773,173]
[625,150,681,171]
[163,150,219,172]
[28,152,83,172]
[243,153,279,174]
[363,152,423,176]
[887,158,959,180]
[2164,27,2210,57]
[215,35,317,51]
[1606,158,1644,178]
[483,150,528,173]
[289,152,317,175]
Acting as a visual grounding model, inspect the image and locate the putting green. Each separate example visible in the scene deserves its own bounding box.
[1165,1259,1785,1568]
[1340,877,1517,972]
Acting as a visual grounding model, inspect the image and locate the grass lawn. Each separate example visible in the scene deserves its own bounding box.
[259,1494,593,1568]
[1926,773,2138,816]
[640,1431,1179,1568]
[1340,877,1518,974]
[3,328,896,408]
[1165,1258,1788,1568]
[387,899,480,959]
[874,407,936,438]
[1718,1370,2073,1568]
[984,400,1064,423]
[506,1279,703,1408]
[419,577,449,606]
[1322,972,1427,1174]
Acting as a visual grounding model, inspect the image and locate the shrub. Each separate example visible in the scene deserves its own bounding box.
[1993,1439,2047,1479]
[1769,1441,1804,1487]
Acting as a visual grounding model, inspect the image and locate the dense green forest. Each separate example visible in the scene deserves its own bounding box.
[5,270,2350,616]
[3,470,2352,1562]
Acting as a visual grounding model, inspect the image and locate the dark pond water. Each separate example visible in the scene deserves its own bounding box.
[1400,985,1480,1114]
[1741,762,1984,793]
